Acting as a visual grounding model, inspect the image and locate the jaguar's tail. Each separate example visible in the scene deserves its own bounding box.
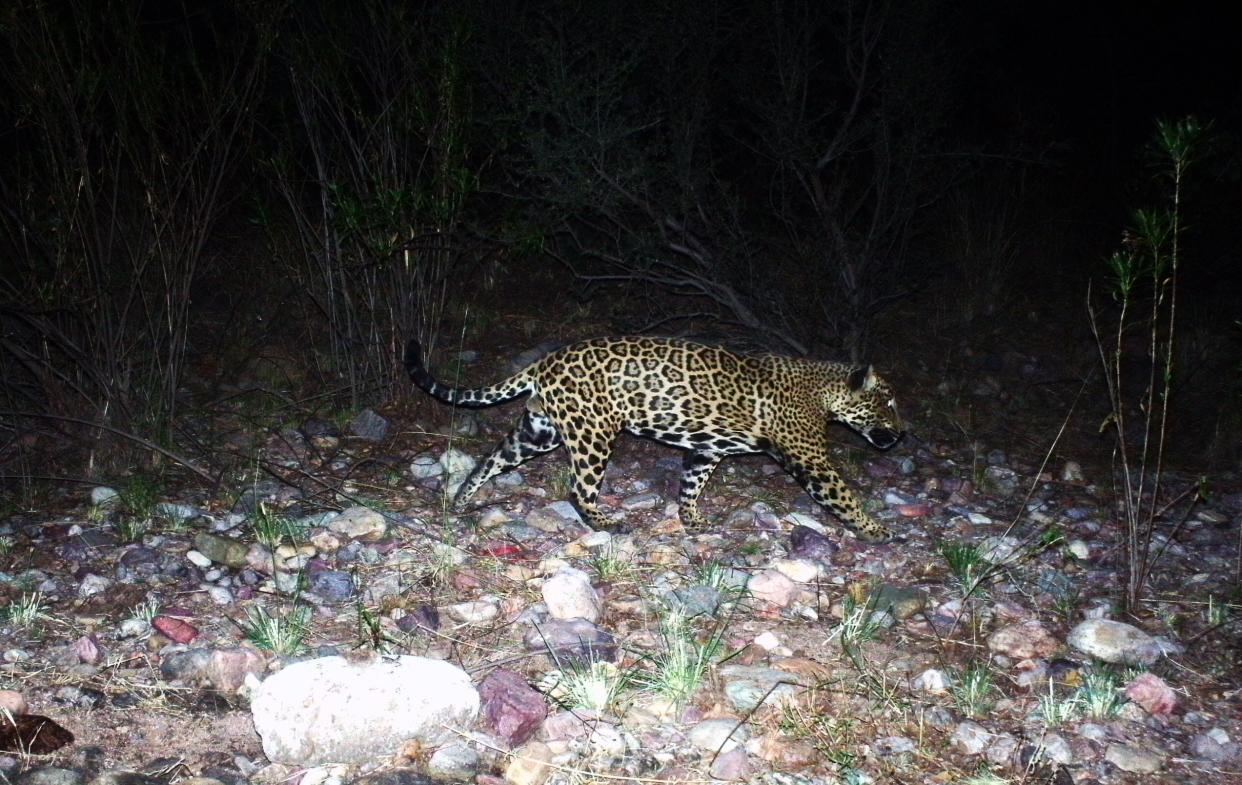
[404,339,534,408]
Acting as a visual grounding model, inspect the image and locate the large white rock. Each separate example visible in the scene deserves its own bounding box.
[251,655,479,765]
[1067,619,1162,666]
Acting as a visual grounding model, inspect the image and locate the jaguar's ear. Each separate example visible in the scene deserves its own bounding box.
[847,365,877,392]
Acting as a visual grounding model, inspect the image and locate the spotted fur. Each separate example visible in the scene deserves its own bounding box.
[405,337,904,540]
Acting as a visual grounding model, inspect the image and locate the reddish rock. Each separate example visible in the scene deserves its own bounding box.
[894,503,933,517]
[152,615,200,644]
[72,634,104,664]
[1125,672,1178,719]
[478,668,548,746]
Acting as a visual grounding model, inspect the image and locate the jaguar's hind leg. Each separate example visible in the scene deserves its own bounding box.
[452,410,562,508]
[557,426,619,530]
[678,450,724,528]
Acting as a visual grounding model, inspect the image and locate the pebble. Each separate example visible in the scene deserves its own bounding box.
[90,486,121,507]
[772,558,820,583]
[687,718,748,753]
[746,570,799,608]
[787,525,838,560]
[523,618,616,664]
[910,669,951,695]
[446,597,501,624]
[620,492,660,510]
[326,507,387,541]
[77,574,112,598]
[427,743,480,780]
[1104,743,1164,773]
[664,585,723,617]
[977,536,1023,565]
[503,741,553,785]
[951,721,992,755]
[349,409,389,442]
[409,453,442,479]
[1189,728,1238,762]
[542,568,601,622]
[1067,619,1162,665]
[479,668,547,746]
[707,747,751,780]
[987,620,1060,659]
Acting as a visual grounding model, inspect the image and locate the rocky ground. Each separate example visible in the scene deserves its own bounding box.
[2,345,1241,785]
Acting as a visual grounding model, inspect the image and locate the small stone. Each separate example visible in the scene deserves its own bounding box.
[440,449,478,496]
[772,558,820,583]
[586,723,626,758]
[982,466,1019,497]
[194,532,250,569]
[1060,461,1085,482]
[245,543,277,574]
[911,669,951,695]
[16,768,85,785]
[873,735,917,756]
[0,689,28,715]
[186,550,213,568]
[151,614,198,644]
[1104,743,1164,774]
[1123,672,1178,719]
[1190,728,1238,762]
[446,597,501,625]
[71,635,103,665]
[987,620,1060,659]
[349,409,389,442]
[893,502,932,517]
[526,502,584,533]
[307,569,356,604]
[621,492,660,510]
[327,507,387,541]
[783,512,826,533]
[1067,619,1162,666]
[90,486,121,507]
[752,632,781,651]
[1066,539,1090,560]
[524,619,615,665]
[541,568,601,622]
[409,453,442,479]
[787,525,837,560]
[687,718,748,753]
[868,585,927,620]
[78,573,112,598]
[503,741,553,785]
[664,586,723,617]
[747,570,799,608]
[951,721,992,755]
[479,669,547,747]
[427,743,479,781]
[1030,732,1072,765]
[156,502,199,523]
[719,665,805,712]
[977,536,1023,565]
[707,747,751,781]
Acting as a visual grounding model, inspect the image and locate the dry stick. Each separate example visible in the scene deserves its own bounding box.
[0,410,215,485]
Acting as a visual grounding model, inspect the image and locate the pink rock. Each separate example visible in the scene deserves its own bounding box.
[152,615,200,643]
[1125,672,1178,719]
[72,634,103,665]
[747,570,799,608]
[207,647,268,692]
[0,690,27,716]
[708,747,752,780]
[894,503,932,517]
[479,668,548,746]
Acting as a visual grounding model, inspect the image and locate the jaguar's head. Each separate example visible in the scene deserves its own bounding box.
[829,365,904,449]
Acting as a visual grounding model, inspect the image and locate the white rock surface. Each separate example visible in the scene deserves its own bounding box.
[1067,619,1162,665]
[250,655,479,765]
[542,567,602,622]
[327,506,388,540]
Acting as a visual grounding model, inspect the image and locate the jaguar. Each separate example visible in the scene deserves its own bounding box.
[405,336,904,540]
